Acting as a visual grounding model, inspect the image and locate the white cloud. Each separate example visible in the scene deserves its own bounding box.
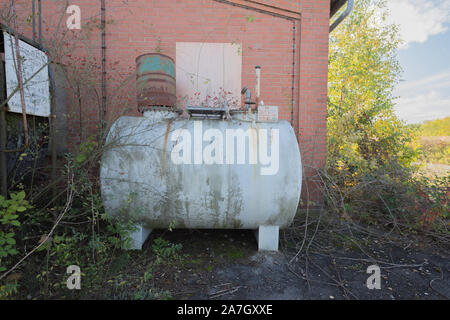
[386,0,450,49]
[394,70,450,123]
[397,69,450,91]
[395,91,450,123]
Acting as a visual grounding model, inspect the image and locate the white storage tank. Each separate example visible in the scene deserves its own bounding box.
[100,54,302,251]
[100,108,302,251]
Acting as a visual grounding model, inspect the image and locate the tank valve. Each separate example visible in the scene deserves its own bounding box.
[241,87,256,111]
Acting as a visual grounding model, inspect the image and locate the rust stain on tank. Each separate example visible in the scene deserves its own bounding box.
[252,124,258,180]
[161,120,172,176]
[270,127,274,146]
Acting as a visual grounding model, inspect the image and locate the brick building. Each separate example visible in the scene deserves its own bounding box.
[1,0,350,201]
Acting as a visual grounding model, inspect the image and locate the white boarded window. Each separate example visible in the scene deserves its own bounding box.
[3,31,50,117]
[176,42,241,109]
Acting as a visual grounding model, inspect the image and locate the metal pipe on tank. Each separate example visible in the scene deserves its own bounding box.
[255,65,263,108]
[241,86,252,111]
[255,65,261,100]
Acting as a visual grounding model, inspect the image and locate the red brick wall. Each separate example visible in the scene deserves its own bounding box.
[1,0,330,202]
[297,0,330,202]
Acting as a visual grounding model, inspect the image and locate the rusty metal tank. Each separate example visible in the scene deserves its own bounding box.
[136,53,176,109]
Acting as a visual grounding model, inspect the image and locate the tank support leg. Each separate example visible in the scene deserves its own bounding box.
[127,225,152,250]
[255,225,279,251]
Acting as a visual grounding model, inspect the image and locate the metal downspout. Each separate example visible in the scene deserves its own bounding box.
[329,0,354,32]
[290,20,296,129]
[35,0,57,196]
[101,0,106,130]
[38,0,42,43]
[32,0,35,41]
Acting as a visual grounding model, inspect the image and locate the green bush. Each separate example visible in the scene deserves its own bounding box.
[0,143,138,298]
[0,191,31,272]
[417,137,450,165]
[152,237,182,265]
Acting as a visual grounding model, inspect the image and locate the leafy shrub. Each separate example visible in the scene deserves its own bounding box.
[152,237,182,265]
[417,136,450,165]
[320,162,449,236]
[0,191,31,272]
[0,140,139,298]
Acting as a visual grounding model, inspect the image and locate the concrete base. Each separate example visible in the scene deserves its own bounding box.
[255,225,279,251]
[127,225,152,250]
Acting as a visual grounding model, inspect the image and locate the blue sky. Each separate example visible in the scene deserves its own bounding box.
[385,0,450,124]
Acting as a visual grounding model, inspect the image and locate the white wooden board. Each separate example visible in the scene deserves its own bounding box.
[3,31,50,117]
[176,42,241,109]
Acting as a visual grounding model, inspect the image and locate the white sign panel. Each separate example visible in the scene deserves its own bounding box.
[3,31,50,117]
[258,106,278,122]
[176,42,241,109]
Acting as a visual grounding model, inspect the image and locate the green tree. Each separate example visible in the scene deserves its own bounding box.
[323,0,450,234]
[327,0,419,180]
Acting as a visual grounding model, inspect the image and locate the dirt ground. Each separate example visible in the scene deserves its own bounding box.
[420,163,450,177]
[102,221,449,300]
